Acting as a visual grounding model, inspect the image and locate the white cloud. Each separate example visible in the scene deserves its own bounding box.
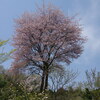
[81,0,100,56]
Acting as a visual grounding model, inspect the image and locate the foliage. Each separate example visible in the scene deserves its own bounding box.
[0,73,48,100]
[85,69,100,90]
[0,71,100,100]
[20,74,41,92]
[0,40,9,64]
[82,88,100,100]
[82,88,92,100]
[0,40,15,65]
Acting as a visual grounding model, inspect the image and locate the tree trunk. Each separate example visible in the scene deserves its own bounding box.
[40,62,49,92]
[44,70,49,90]
[40,70,45,92]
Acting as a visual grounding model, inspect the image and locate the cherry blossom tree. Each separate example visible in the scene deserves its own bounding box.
[12,5,85,92]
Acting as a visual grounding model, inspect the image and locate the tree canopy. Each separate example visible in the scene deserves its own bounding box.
[12,5,85,92]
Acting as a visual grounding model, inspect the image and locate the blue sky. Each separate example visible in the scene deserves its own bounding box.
[0,0,100,82]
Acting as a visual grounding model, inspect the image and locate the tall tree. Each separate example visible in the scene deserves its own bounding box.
[12,5,85,92]
[49,66,77,92]
[85,69,100,90]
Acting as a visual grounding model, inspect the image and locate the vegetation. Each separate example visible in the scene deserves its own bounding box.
[0,70,100,100]
[0,3,100,100]
[0,40,10,65]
